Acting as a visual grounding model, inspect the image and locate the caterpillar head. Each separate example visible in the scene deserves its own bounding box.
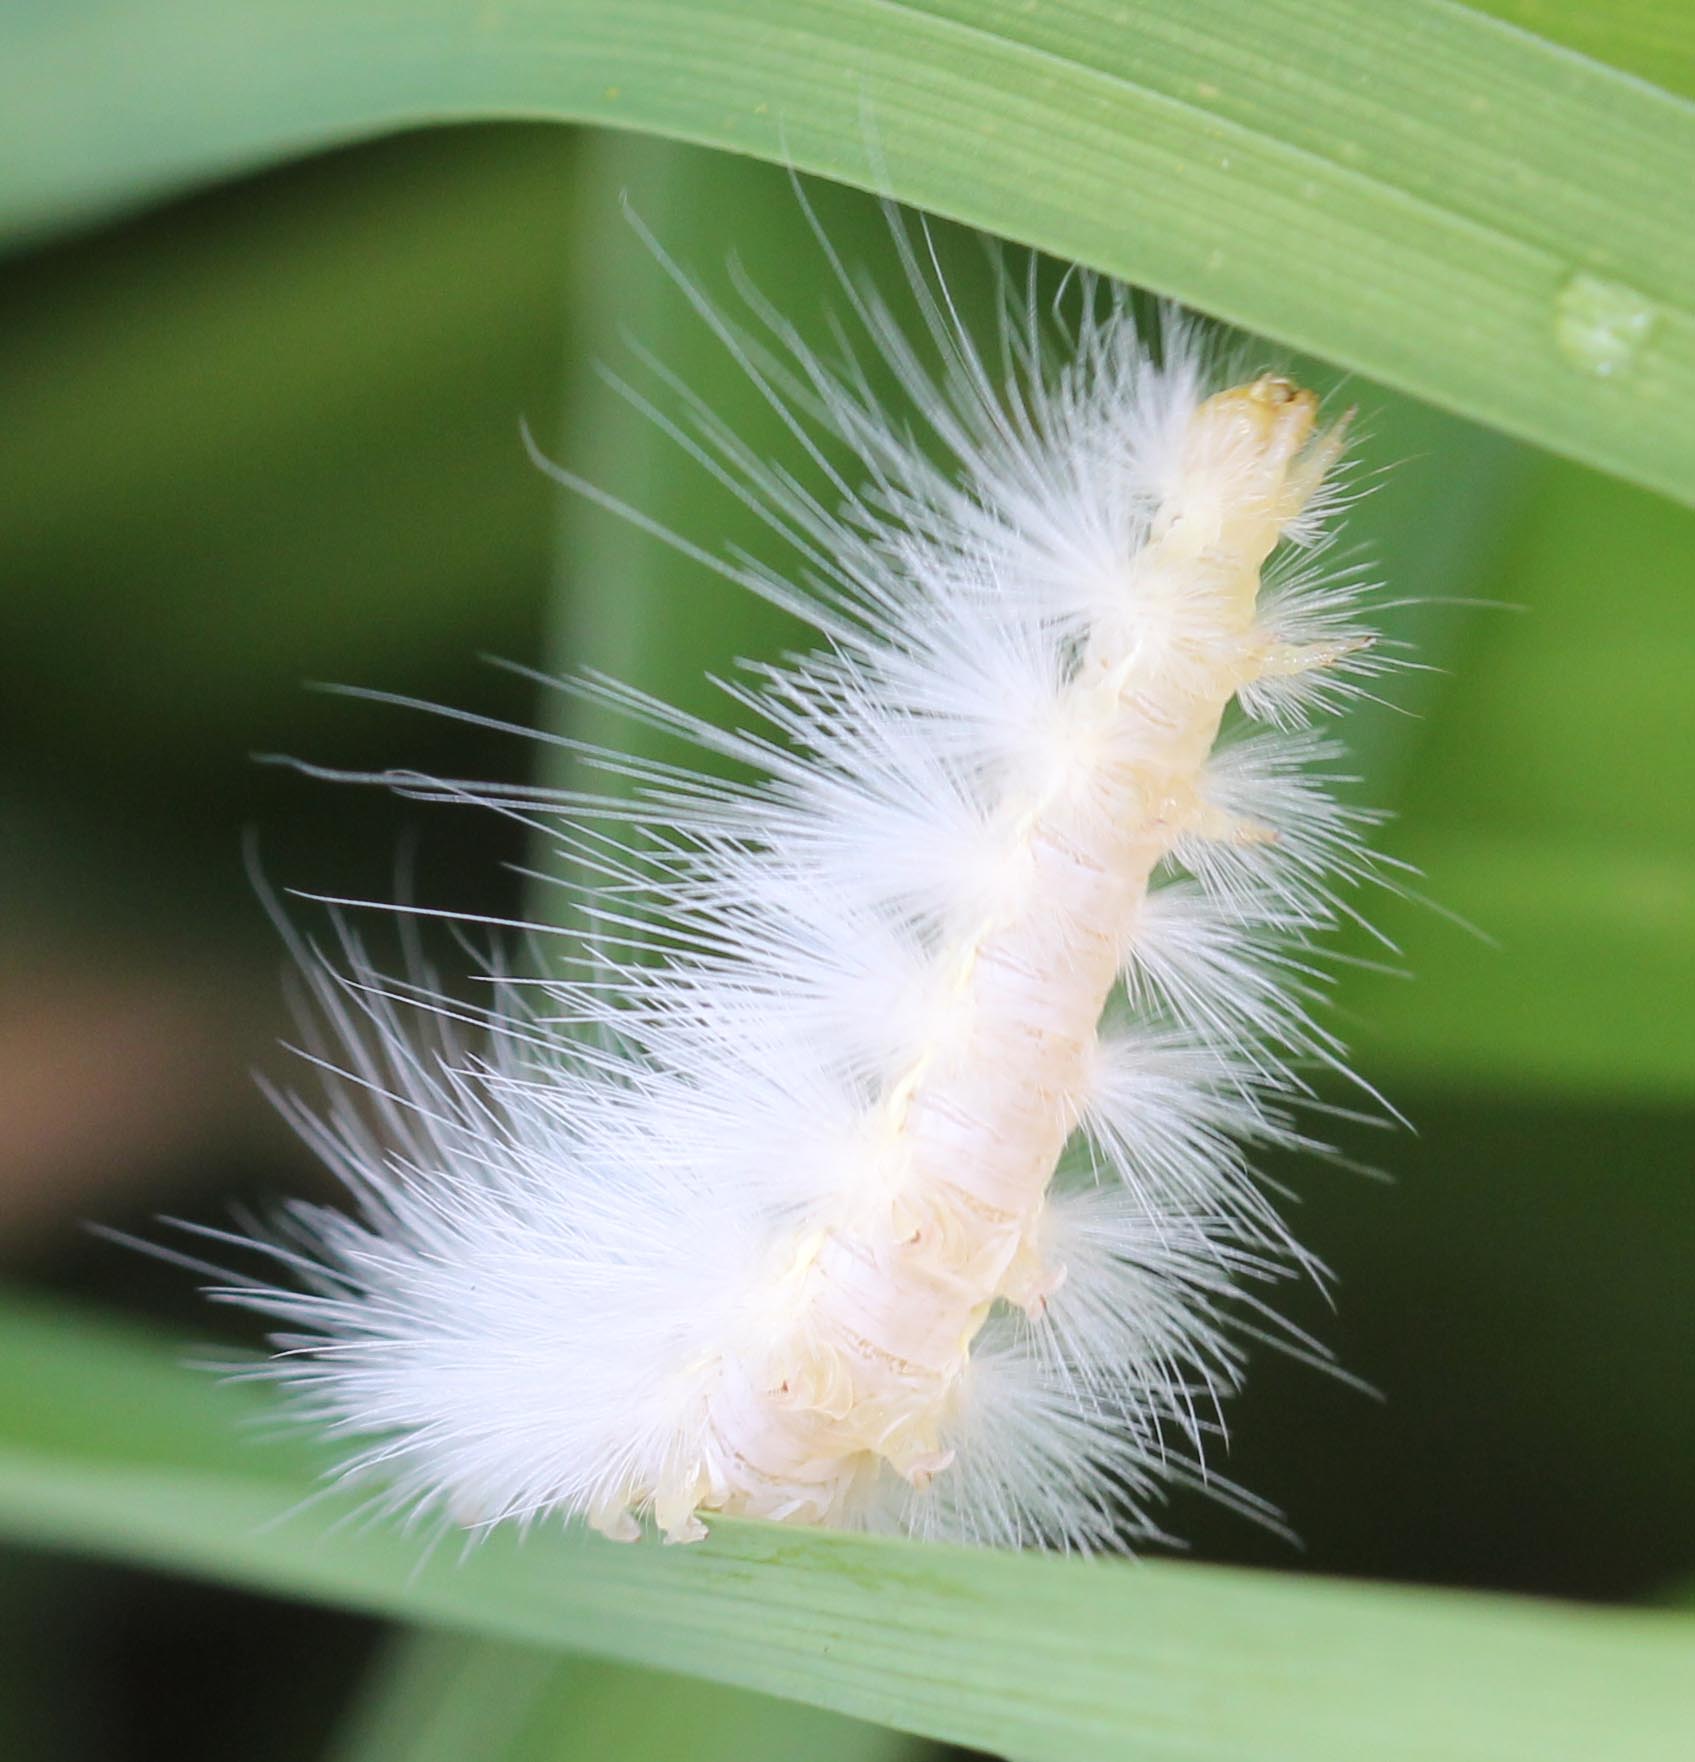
[1165,374,1351,583]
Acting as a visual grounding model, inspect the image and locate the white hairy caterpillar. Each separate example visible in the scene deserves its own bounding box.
[214,234,1394,1555]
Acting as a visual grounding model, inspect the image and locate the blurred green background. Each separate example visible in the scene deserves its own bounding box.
[1,118,1690,1760]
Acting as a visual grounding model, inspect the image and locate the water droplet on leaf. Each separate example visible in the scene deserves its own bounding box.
[1554,274,1656,378]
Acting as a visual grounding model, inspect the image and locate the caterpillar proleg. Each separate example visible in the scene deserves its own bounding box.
[224,243,1392,1554]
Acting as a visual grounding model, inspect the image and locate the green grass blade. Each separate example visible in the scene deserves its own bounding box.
[2,1294,1693,1762]
[1477,2,1695,99]
[327,1631,917,1762]
[3,2,1694,504]
[1342,456,1695,1099]
[1356,832,1695,1096]
[324,1635,564,1762]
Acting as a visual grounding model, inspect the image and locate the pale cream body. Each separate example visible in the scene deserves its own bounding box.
[592,377,1344,1543]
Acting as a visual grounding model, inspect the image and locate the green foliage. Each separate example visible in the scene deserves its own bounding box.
[4,6,1694,1760]
[327,1632,912,1762]
[3,3,1694,502]
[1348,459,1695,1096]
[2,1297,1692,1762]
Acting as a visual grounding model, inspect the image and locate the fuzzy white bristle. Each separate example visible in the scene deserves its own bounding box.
[213,245,1393,1554]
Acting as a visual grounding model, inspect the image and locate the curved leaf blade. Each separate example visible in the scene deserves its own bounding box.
[2,1,1694,502]
[1,1296,1692,1762]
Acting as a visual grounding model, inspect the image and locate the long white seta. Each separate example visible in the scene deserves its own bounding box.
[221,245,1394,1554]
